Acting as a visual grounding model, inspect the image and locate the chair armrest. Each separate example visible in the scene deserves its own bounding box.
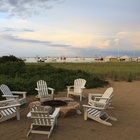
[2,95,19,98]
[27,108,60,118]
[67,86,85,90]
[95,97,110,99]
[88,94,103,102]
[88,94,103,103]
[91,101,111,108]
[48,87,54,91]
[12,91,27,94]
[67,85,74,88]
[88,93,103,97]
[81,87,86,89]
[35,88,41,91]
[48,87,55,94]
[67,86,74,92]
[94,97,110,101]
[12,91,27,98]
[0,103,20,109]
[50,108,60,118]
[0,99,15,103]
[27,112,31,118]
[35,87,54,95]
[82,104,104,110]
[91,101,106,107]
[0,100,20,109]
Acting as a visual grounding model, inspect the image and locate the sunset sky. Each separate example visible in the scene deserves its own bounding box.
[0,0,140,57]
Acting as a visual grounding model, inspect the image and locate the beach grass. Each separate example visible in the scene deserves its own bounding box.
[42,62,140,81]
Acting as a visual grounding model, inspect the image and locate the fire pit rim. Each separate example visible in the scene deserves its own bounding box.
[43,99,68,107]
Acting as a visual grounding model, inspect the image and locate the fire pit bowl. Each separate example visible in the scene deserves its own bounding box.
[43,100,67,107]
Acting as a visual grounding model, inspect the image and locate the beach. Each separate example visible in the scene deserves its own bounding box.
[0,80,140,140]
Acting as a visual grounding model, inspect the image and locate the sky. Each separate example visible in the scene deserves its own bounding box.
[0,0,140,58]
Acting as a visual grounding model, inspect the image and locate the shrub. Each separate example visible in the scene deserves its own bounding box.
[0,55,23,63]
[0,61,108,97]
[0,56,108,97]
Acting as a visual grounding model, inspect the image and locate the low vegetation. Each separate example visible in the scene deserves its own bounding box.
[0,56,108,97]
[1,55,140,98]
[49,62,140,82]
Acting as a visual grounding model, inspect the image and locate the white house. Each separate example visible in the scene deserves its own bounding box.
[105,55,118,62]
[119,55,132,62]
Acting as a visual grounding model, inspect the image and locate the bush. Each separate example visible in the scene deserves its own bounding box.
[0,61,25,77]
[0,57,108,97]
[0,55,23,63]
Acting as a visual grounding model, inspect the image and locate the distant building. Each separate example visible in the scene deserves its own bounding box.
[105,55,118,62]
[119,55,132,62]
[137,57,140,61]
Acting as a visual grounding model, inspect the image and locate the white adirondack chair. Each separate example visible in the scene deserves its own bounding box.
[0,84,27,105]
[0,99,20,122]
[35,80,54,103]
[83,103,117,126]
[27,106,60,139]
[67,78,86,101]
[88,87,114,108]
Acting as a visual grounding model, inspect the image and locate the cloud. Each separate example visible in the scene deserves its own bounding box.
[49,43,71,48]
[98,40,111,49]
[0,34,50,44]
[0,27,34,32]
[0,33,70,49]
[0,33,71,57]
[22,29,34,32]
[0,0,65,18]
[114,38,119,46]
[117,32,129,36]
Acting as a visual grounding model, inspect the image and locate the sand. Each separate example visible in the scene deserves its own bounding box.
[0,80,140,140]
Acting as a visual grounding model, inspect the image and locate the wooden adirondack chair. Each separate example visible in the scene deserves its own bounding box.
[0,99,20,122]
[67,78,86,101]
[0,84,26,105]
[88,87,114,108]
[35,80,54,103]
[83,103,117,126]
[27,106,60,139]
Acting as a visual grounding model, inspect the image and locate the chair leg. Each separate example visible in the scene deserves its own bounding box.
[48,125,54,139]
[99,120,112,126]
[27,125,33,137]
[109,116,117,121]
[83,108,88,120]
[16,106,20,120]
[80,95,82,101]
[91,115,112,126]
[67,93,69,98]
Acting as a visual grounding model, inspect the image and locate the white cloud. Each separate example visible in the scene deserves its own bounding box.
[98,40,111,49]
[114,38,119,46]
[117,32,129,36]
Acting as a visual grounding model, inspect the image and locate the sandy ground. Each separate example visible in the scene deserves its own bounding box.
[0,80,140,140]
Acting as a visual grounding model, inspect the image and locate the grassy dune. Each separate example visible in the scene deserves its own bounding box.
[47,62,140,81]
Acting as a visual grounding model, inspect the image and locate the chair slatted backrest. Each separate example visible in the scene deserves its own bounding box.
[74,79,86,93]
[37,80,49,97]
[99,87,113,104]
[0,84,13,100]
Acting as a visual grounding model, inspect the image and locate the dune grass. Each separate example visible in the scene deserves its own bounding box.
[47,62,140,81]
